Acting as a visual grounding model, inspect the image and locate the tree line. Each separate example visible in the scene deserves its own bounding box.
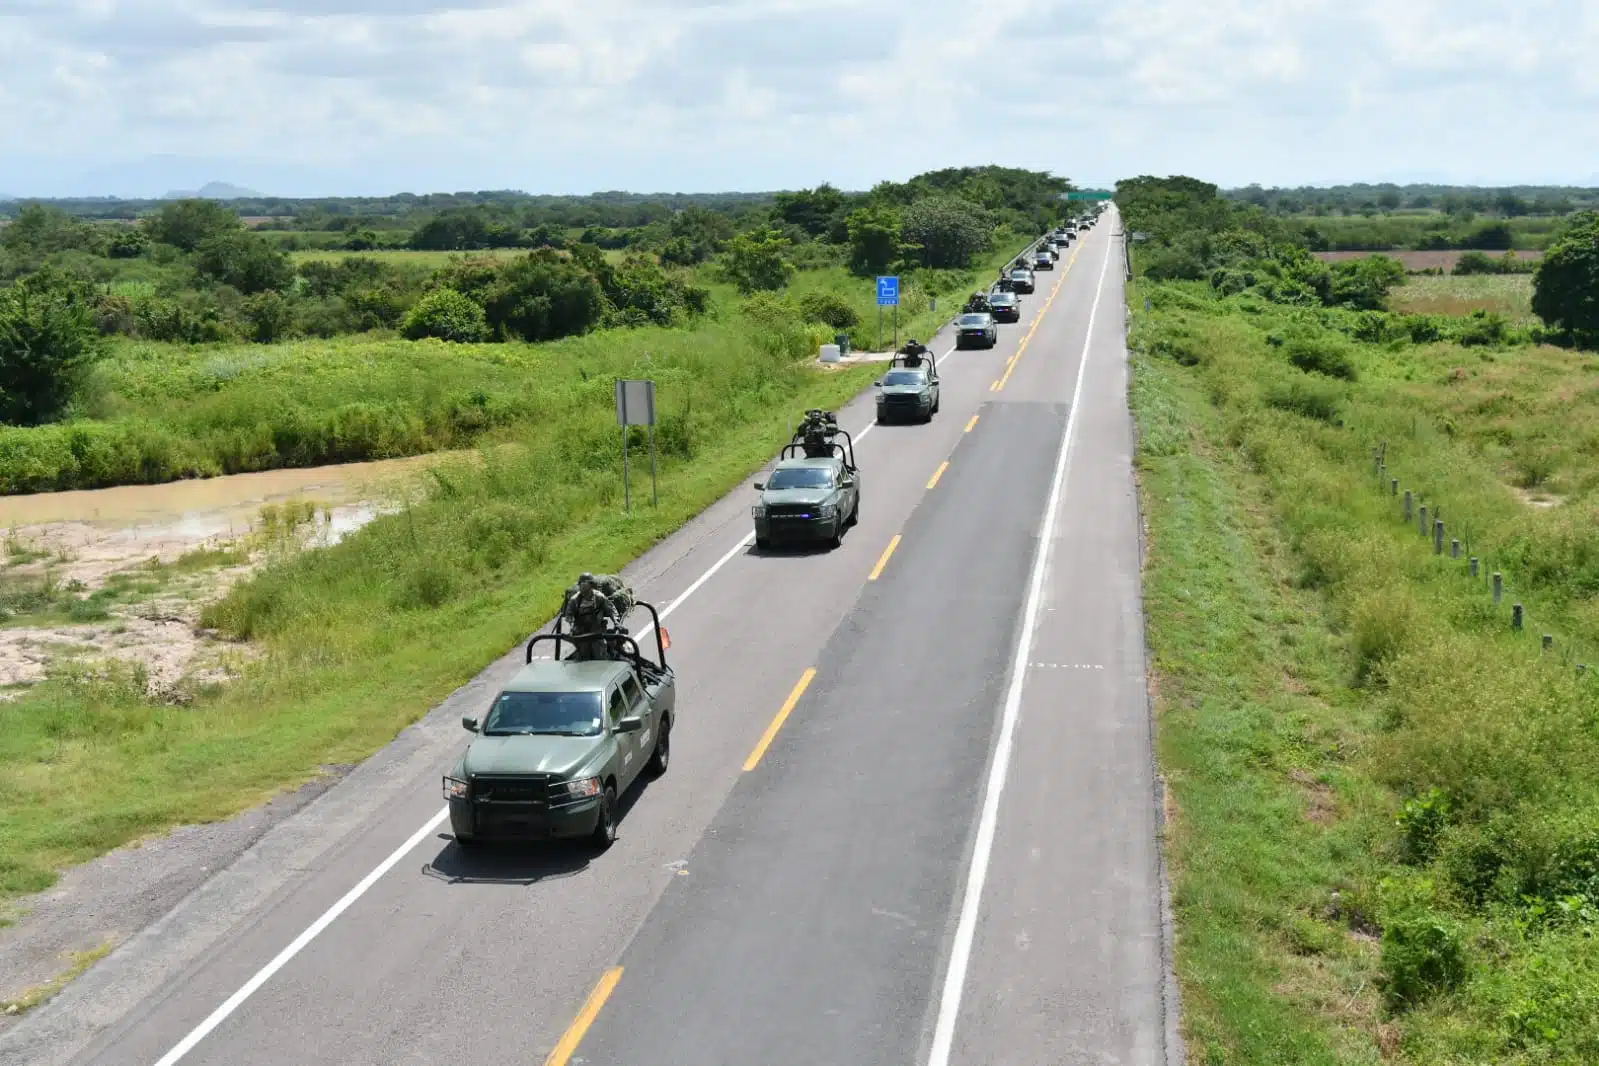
[0,165,1072,427]
[1120,175,1599,348]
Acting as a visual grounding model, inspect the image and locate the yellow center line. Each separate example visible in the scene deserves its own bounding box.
[926,460,950,490]
[743,668,817,772]
[993,243,1079,393]
[544,967,624,1066]
[867,533,902,581]
[964,414,979,433]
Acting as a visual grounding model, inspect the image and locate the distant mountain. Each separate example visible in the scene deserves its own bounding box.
[161,181,264,201]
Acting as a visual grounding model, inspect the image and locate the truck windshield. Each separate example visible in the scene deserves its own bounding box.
[881,370,925,386]
[483,691,604,736]
[766,467,834,489]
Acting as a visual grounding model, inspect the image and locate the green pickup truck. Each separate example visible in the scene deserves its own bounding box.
[444,610,675,849]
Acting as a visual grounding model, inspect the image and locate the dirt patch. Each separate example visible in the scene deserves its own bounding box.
[1511,485,1561,509]
[1290,768,1338,825]
[0,453,444,701]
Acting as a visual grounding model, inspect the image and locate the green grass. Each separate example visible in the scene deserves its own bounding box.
[1133,281,1599,1063]
[1390,275,1536,326]
[1,246,1025,495]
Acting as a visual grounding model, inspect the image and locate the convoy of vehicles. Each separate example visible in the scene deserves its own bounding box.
[446,222,1097,849]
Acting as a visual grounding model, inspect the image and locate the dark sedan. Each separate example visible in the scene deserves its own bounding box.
[953,312,998,348]
[986,291,1021,322]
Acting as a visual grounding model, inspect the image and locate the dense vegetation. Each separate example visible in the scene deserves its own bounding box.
[1124,176,1599,1063]
[0,167,1065,490]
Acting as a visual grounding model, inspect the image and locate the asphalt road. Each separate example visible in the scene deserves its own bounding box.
[2,210,1177,1066]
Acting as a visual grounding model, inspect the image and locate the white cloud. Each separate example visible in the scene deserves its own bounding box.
[0,0,1595,196]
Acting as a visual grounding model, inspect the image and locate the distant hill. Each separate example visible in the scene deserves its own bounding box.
[161,181,264,201]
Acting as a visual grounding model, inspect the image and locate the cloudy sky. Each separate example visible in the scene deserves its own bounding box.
[2,0,1596,198]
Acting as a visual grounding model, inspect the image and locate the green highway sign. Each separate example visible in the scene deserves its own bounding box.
[1067,190,1113,201]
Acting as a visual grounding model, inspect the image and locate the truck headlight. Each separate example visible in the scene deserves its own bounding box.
[554,776,602,801]
[443,776,469,800]
[816,503,837,519]
[752,504,767,518]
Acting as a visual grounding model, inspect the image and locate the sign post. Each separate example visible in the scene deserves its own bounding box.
[876,275,899,351]
[614,379,658,512]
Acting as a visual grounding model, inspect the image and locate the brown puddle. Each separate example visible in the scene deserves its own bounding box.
[0,452,462,698]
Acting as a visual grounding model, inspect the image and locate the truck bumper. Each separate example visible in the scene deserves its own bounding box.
[449,796,602,842]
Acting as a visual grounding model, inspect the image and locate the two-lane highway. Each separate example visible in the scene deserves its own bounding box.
[1,212,1176,1066]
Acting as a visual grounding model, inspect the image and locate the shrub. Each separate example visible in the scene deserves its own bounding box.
[1265,379,1341,423]
[1453,309,1510,348]
[797,291,859,329]
[1284,332,1358,380]
[1380,905,1468,1011]
[401,289,488,343]
[0,267,105,425]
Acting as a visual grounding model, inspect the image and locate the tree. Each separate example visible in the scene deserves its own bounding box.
[774,184,849,240]
[193,231,294,294]
[145,199,244,252]
[402,289,488,343]
[0,267,105,425]
[719,228,794,294]
[899,196,995,269]
[1532,211,1599,343]
[846,204,901,276]
[1,204,98,256]
[1329,255,1406,311]
[478,251,607,341]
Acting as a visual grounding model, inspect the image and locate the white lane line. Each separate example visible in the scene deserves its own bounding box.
[147,340,913,1064]
[925,233,1115,1066]
[151,809,449,1066]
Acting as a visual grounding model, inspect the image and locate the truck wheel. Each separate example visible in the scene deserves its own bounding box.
[647,721,670,777]
[755,535,771,551]
[829,521,844,549]
[846,498,860,527]
[591,785,618,850]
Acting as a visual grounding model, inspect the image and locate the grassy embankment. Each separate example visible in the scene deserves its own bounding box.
[0,242,1024,914]
[1134,281,1599,1063]
[0,244,1020,495]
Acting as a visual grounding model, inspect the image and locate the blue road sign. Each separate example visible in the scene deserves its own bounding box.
[876,276,899,306]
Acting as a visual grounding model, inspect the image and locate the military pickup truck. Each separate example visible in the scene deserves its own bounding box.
[444,611,675,849]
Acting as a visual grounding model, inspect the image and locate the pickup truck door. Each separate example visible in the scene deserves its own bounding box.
[619,673,654,789]
[606,685,639,788]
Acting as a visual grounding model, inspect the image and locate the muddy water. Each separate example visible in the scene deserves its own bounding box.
[0,452,453,534]
[0,452,464,696]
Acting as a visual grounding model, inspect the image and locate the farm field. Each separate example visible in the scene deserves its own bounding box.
[1388,273,1537,323]
[1313,249,1544,270]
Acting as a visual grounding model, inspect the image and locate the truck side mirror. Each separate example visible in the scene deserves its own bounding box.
[753,482,765,491]
[615,717,643,735]
[462,716,479,733]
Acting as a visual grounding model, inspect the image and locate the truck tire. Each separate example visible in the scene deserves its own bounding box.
[591,785,618,850]
[647,720,671,777]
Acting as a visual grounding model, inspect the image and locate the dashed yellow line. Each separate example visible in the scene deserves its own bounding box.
[868,534,902,581]
[964,415,979,433]
[994,243,1080,393]
[544,967,624,1066]
[743,668,817,772]
[927,461,950,490]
